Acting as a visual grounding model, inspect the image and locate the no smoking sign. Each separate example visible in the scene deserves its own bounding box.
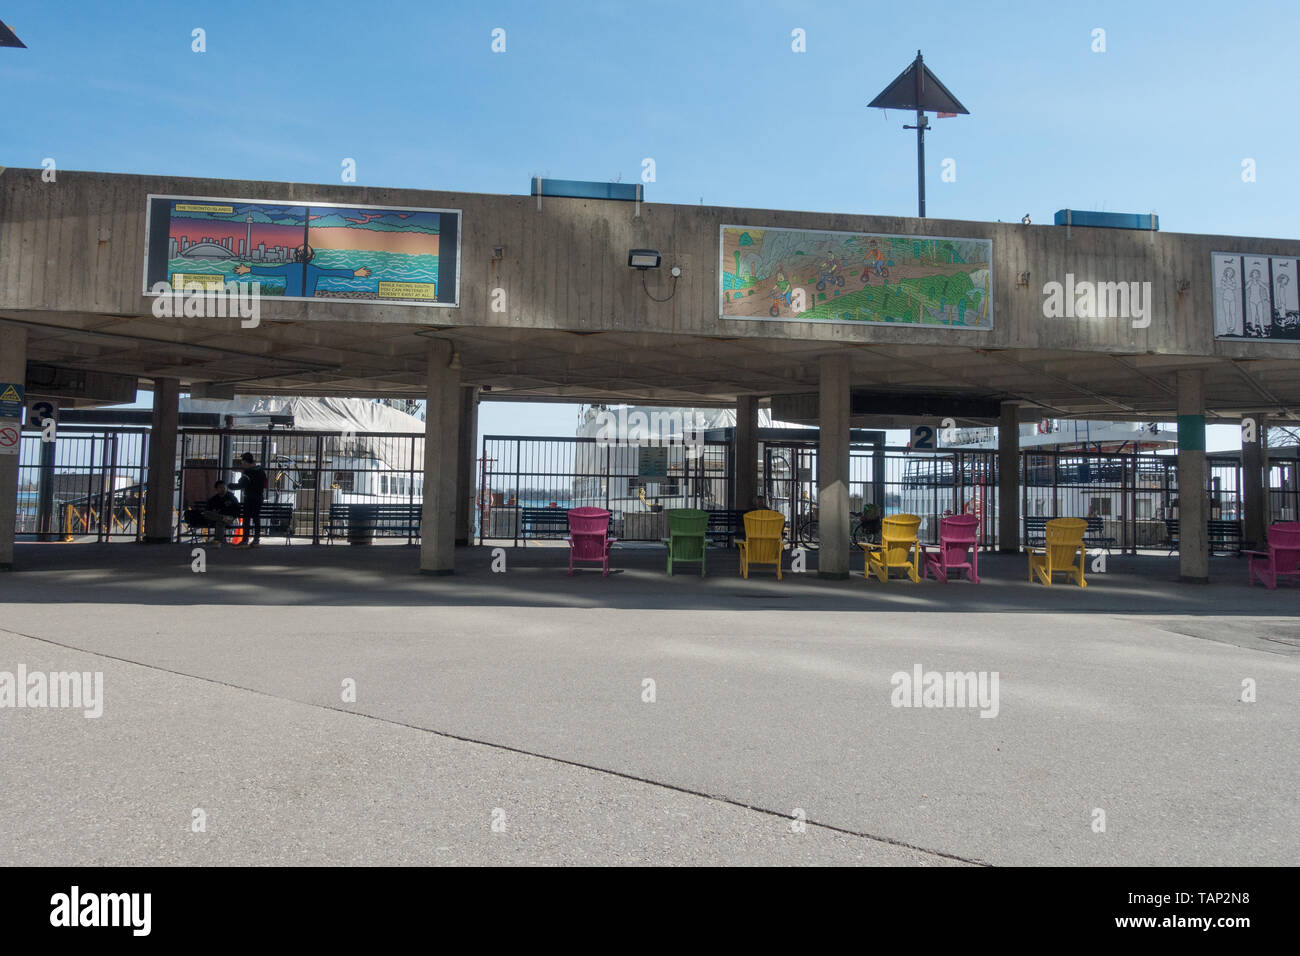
[0,423,19,456]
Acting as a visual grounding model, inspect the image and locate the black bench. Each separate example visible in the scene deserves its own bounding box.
[182,503,238,543]
[368,503,421,540]
[326,503,349,543]
[706,509,746,545]
[1165,518,1243,555]
[1024,515,1116,552]
[259,502,294,544]
[520,507,571,545]
[326,502,420,543]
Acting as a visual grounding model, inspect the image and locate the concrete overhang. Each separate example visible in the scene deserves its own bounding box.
[2,168,1298,421]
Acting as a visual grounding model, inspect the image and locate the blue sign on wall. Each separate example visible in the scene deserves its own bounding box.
[0,382,24,419]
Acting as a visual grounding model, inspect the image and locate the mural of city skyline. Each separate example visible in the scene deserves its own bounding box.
[144,196,459,306]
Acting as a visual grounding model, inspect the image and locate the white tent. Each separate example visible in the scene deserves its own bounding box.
[182,396,425,467]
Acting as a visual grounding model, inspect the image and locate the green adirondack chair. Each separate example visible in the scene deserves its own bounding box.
[664,508,708,576]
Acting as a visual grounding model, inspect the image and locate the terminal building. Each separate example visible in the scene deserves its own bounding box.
[2,168,1298,582]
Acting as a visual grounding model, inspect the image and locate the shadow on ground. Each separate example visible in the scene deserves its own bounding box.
[3,541,1298,615]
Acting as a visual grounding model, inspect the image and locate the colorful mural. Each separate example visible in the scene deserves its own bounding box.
[720,225,992,329]
[143,196,460,307]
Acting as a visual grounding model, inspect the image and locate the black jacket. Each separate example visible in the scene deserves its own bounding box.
[234,466,267,505]
[206,491,240,516]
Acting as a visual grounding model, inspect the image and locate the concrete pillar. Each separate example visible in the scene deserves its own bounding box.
[1242,411,1269,550]
[998,403,1020,553]
[421,341,460,574]
[818,354,851,578]
[734,395,758,511]
[143,378,180,542]
[0,327,28,570]
[1176,370,1209,583]
[455,385,479,546]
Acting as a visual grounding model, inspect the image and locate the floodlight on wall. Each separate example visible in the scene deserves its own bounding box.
[630,250,678,302]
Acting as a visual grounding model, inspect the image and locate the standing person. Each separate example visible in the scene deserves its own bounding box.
[1245,267,1271,337]
[1217,265,1241,336]
[232,452,268,548]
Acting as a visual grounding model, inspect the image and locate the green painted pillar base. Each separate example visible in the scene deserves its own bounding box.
[1176,414,1206,451]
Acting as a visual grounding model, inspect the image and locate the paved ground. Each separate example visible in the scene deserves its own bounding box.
[1,541,1297,866]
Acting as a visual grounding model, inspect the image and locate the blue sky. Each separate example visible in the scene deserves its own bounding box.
[4,0,1292,449]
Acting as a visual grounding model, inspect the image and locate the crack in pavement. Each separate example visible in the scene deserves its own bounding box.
[0,625,987,867]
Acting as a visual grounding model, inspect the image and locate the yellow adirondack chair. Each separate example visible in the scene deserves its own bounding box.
[1028,517,1087,586]
[738,509,785,579]
[865,513,921,582]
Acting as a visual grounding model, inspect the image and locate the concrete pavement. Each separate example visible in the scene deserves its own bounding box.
[1,542,1296,865]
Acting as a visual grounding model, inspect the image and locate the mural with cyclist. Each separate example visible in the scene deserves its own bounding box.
[720,225,992,329]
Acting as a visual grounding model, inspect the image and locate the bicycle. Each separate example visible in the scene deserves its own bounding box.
[851,508,881,549]
[815,270,845,292]
[793,509,879,551]
[861,262,889,284]
[794,510,820,549]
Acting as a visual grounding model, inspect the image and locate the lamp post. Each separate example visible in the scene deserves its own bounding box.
[868,50,969,218]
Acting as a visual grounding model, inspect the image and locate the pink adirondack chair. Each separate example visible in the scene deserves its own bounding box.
[1245,522,1300,589]
[567,507,615,576]
[923,514,981,583]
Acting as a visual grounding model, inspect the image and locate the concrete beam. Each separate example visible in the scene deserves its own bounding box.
[0,327,28,570]
[998,403,1020,553]
[850,390,1005,419]
[818,354,851,578]
[1176,370,1209,583]
[421,341,460,574]
[143,378,179,542]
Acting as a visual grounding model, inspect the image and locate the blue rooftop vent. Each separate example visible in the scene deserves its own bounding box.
[1054,209,1158,231]
[530,178,643,202]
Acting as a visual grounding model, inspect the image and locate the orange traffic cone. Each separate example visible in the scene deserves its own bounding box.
[231,517,244,546]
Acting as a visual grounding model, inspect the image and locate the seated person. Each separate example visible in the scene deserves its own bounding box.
[196,480,241,546]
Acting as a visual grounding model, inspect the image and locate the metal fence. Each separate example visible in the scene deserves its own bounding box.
[478,435,733,544]
[176,429,423,543]
[13,426,424,543]
[15,427,148,540]
[1021,450,1173,551]
[875,448,1001,547]
[476,435,1001,547]
[476,437,1299,553]
[13,425,1300,550]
